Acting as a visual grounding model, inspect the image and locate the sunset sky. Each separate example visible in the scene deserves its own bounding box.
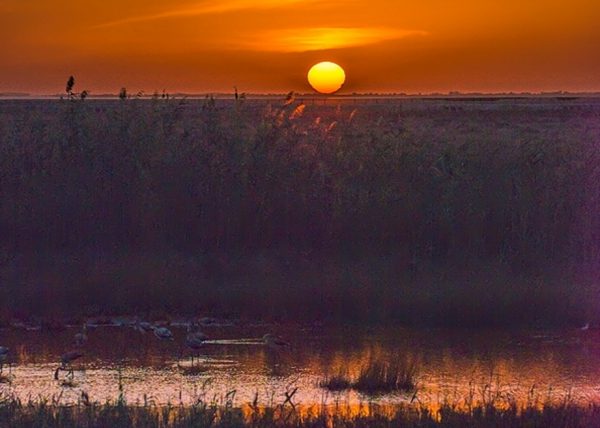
[1,0,599,94]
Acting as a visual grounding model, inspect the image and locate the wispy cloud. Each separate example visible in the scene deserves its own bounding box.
[96,0,310,28]
[239,27,428,52]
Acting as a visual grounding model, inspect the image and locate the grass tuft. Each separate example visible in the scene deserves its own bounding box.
[320,358,418,394]
[354,358,418,394]
[318,371,352,391]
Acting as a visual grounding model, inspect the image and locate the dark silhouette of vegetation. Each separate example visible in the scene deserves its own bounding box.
[65,76,74,95]
[320,358,418,393]
[0,93,598,324]
[354,358,418,393]
[64,76,88,101]
[319,372,352,391]
[1,393,600,427]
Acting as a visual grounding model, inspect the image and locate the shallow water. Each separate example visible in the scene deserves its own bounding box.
[1,322,599,410]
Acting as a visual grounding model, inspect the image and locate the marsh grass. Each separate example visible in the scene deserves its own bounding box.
[0,95,599,325]
[1,393,600,428]
[354,358,418,394]
[318,371,352,391]
[320,358,418,394]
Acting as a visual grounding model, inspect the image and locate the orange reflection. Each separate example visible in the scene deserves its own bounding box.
[0,324,599,411]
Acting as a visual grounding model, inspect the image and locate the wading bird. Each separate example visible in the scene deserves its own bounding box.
[153,326,174,340]
[263,334,290,349]
[0,347,9,374]
[54,350,84,380]
[139,321,154,332]
[74,324,87,346]
[132,318,154,334]
[186,323,208,365]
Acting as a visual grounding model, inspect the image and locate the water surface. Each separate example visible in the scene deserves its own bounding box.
[1,322,598,410]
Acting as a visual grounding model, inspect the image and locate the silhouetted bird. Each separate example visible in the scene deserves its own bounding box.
[186,323,208,365]
[55,350,84,380]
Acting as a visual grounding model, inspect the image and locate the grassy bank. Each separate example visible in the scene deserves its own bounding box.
[0,95,599,325]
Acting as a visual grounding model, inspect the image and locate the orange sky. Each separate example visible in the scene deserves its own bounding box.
[1,0,599,94]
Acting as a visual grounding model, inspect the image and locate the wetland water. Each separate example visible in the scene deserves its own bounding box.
[1,322,599,410]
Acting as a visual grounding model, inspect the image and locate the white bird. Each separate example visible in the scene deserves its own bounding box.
[74,324,87,346]
[132,319,153,334]
[0,347,9,374]
[263,334,290,349]
[139,321,154,332]
[580,323,590,331]
[185,323,208,365]
[199,317,217,327]
[54,350,84,380]
[153,326,174,340]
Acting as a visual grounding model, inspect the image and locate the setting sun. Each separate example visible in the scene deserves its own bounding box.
[307,61,346,94]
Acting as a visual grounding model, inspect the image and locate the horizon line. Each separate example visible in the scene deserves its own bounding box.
[2,90,600,100]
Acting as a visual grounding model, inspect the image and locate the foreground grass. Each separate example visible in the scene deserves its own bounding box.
[1,397,600,427]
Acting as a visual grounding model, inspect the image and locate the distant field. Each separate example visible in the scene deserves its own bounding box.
[0,96,599,325]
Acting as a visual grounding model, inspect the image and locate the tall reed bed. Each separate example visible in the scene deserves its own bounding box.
[0,96,598,324]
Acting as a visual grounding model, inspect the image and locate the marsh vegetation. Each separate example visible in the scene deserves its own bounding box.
[319,358,418,393]
[1,392,600,428]
[0,93,599,326]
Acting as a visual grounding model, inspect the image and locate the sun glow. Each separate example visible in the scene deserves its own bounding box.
[307,62,346,94]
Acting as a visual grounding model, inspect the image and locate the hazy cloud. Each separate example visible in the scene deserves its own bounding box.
[237,27,428,52]
[96,0,312,28]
